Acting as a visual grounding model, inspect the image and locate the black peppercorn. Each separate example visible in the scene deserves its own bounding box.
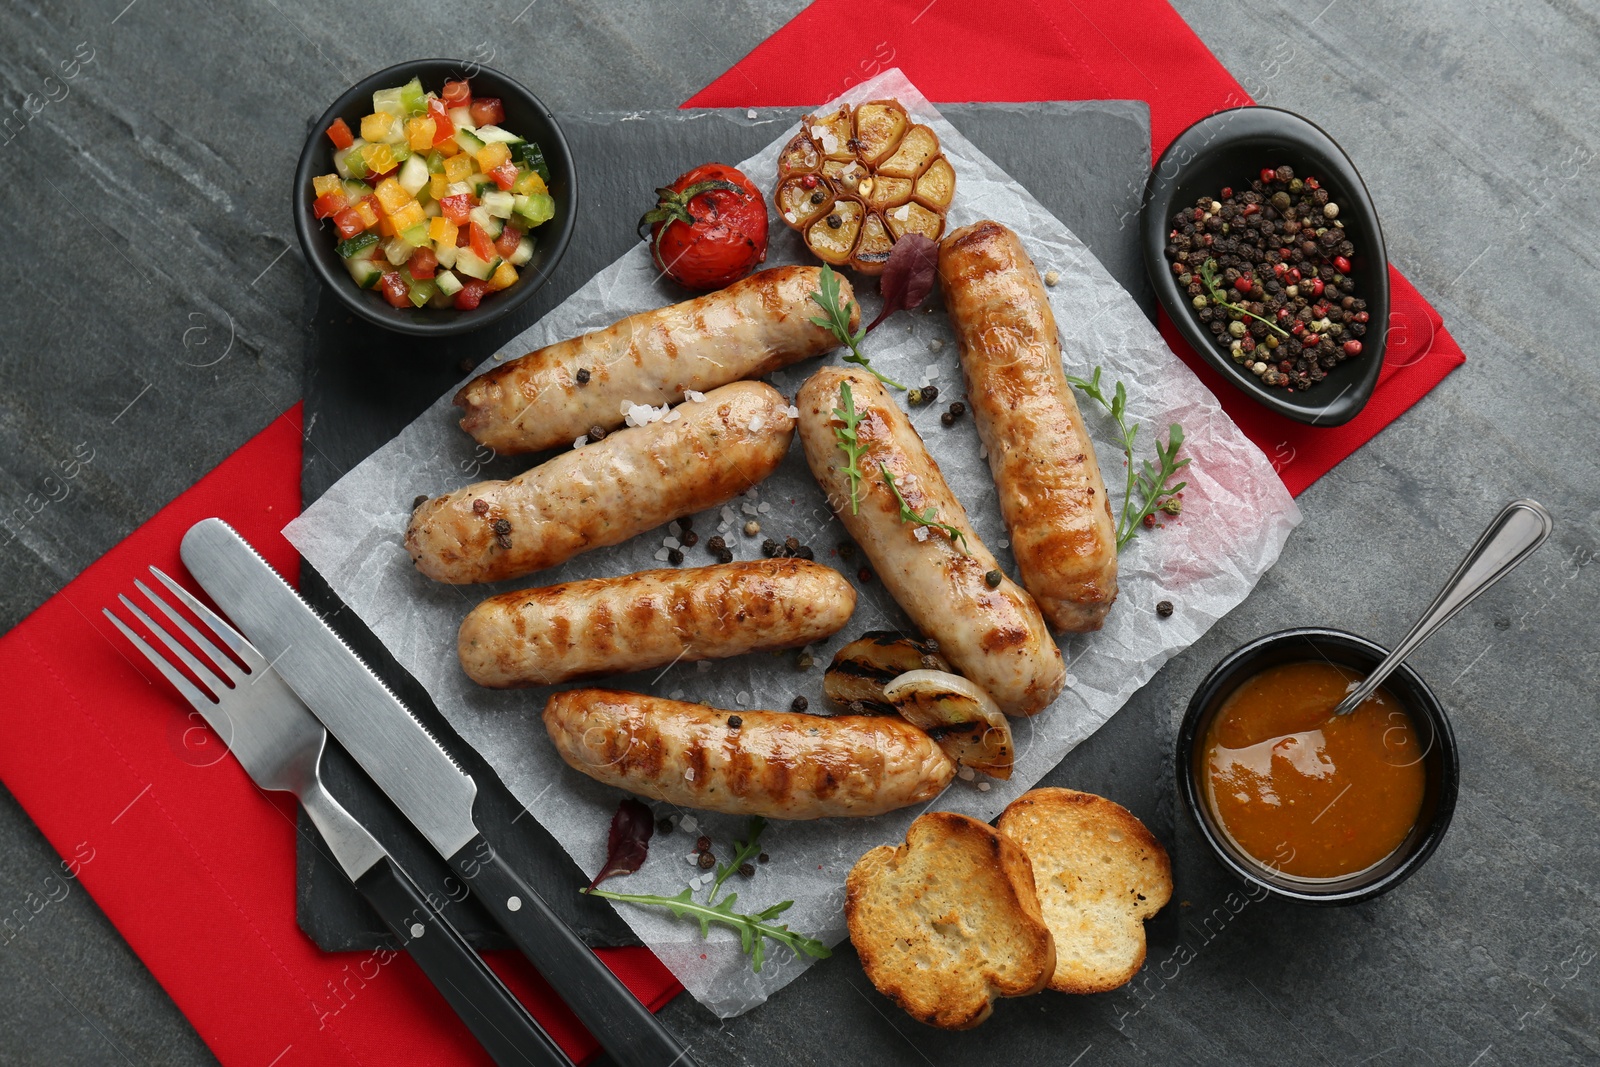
[657,816,675,834]
[707,535,726,553]
[985,569,1003,588]
[492,519,511,535]
[726,716,742,730]
[738,862,756,878]
[575,367,591,384]
[697,851,716,870]
[667,548,684,565]
[791,695,808,713]
[784,536,800,552]
[415,494,432,511]
[923,385,939,404]
[940,411,954,427]
[758,852,769,864]
[762,538,779,557]
[696,835,713,851]
[682,530,699,547]
[826,213,842,229]
[716,548,734,564]
[797,545,814,560]
[1156,600,1174,618]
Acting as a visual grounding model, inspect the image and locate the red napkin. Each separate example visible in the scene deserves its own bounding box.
[0,406,678,1067]
[687,0,1465,496]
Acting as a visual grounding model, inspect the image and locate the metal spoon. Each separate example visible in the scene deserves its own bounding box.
[1332,499,1554,716]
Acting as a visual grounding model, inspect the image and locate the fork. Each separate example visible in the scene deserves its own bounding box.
[105,566,571,1067]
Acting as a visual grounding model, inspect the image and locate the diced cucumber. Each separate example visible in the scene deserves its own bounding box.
[384,237,415,266]
[344,255,383,289]
[334,141,370,180]
[474,124,524,145]
[481,190,515,219]
[381,116,407,145]
[335,231,380,259]
[446,180,473,197]
[434,269,463,296]
[472,179,497,199]
[513,192,555,227]
[447,106,473,130]
[425,149,445,174]
[399,222,430,247]
[372,86,406,117]
[388,141,412,164]
[342,179,374,201]
[423,198,441,218]
[398,155,429,197]
[453,249,500,280]
[512,141,550,182]
[397,77,427,116]
[468,206,503,238]
[434,242,459,269]
[454,127,486,154]
[508,236,535,267]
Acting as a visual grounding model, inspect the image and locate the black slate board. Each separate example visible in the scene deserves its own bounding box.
[297,102,1156,953]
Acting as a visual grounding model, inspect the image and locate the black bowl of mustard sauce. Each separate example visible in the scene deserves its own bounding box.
[1177,628,1458,905]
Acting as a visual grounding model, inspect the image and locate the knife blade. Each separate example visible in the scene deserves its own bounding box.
[180,518,697,1067]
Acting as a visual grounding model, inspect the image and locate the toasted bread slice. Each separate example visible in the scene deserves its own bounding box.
[996,788,1172,994]
[845,812,1055,1029]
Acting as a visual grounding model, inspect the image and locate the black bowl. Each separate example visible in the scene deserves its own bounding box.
[1176,628,1458,905]
[293,59,577,337]
[1142,107,1389,426]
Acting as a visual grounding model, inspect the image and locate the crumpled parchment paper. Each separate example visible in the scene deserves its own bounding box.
[284,69,1300,1018]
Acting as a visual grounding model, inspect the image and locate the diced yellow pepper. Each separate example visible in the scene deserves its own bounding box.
[488,261,519,292]
[354,199,381,230]
[378,216,397,237]
[428,217,458,245]
[435,137,460,158]
[360,112,396,142]
[363,142,397,175]
[405,116,437,152]
[313,173,343,197]
[475,142,511,173]
[374,178,411,214]
[429,174,448,200]
[443,154,476,184]
[388,201,426,231]
[511,170,547,197]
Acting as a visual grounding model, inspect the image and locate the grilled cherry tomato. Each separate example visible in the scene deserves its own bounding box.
[638,163,767,290]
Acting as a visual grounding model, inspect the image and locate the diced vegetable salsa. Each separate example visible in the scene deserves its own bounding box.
[312,76,553,311]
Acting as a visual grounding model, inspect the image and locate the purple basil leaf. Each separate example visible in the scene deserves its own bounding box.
[590,797,655,890]
[865,234,940,334]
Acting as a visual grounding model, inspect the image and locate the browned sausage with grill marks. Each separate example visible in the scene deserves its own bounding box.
[543,689,955,819]
[459,559,856,687]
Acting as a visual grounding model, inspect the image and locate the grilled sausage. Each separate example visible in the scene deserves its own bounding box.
[939,221,1118,632]
[407,381,794,584]
[543,689,955,819]
[456,266,856,455]
[459,559,856,687]
[796,367,1065,717]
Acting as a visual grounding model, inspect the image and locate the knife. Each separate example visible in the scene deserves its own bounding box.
[107,566,570,1067]
[180,518,697,1067]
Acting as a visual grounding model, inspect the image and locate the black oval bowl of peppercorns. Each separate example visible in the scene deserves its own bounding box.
[1141,107,1389,426]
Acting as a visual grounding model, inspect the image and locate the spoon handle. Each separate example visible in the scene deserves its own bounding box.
[1333,499,1554,716]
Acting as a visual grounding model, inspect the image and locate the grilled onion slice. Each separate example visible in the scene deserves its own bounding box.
[824,631,952,713]
[881,670,1015,780]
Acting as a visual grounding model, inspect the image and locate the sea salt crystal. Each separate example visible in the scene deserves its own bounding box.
[664,409,681,422]
[785,405,800,419]
[721,507,736,523]
[686,854,701,866]
[654,548,670,561]
[679,815,699,834]
[1064,674,1078,688]
[913,526,930,542]
[684,767,695,781]
[956,765,976,782]
[978,444,988,459]
[757,502,771,514]
[669,521,682,536]
[748,416,764,432]
[573,435,587,448]
[742,503,758,515]
[718,521,729,533]
[697,660,713,671]
[998,538,1010,548]
[892,204,911,221]
[736,691,751,706]
[928,338,944,352]
[664,536,681,550]
[685,390,706,403]
[746,109,758,119]
[977,781,992,792]
[669,690,685,701]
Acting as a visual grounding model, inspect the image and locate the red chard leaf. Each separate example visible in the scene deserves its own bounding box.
[865,234,939,334]
[590,797,655,890]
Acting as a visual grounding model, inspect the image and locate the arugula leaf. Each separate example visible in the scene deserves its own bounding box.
[879,464,969,554]
[808,265,906,390]
[1066,366,1190,549]
[832,381,869,514]
[583,886,831,973]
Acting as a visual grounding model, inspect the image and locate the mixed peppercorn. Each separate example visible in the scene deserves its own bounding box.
[1164,165,1369,392]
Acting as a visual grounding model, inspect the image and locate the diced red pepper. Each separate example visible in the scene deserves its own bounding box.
[326,118,354,150]
[468,222,496,262]
[454,278,489,311]
[494,223,523,259]
[469,98,505,127]
[407,247,438,280]
[489,161,519,191]
[379,272,410,308]
[312,192,349,219]
[440,193,473,224]
[426,98,455,144]
[442,80,472,107]
[457,225,472,247]
[332,207,365,239]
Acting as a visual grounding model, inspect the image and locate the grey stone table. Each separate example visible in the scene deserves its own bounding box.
[1,1,1595,1064]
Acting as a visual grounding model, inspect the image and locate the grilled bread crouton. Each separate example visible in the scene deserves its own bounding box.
[845,811,1054,1029]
